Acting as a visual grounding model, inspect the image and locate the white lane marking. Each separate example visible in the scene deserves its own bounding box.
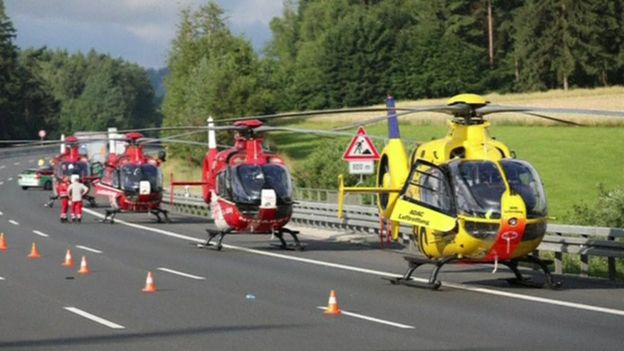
[0,181,4,185]
[8,220,19,226]
[82,208,624,318]
[13,162,20,166]
[0,165,5,169]
[0,211,3,215]
[64,307,125,329]
[316,306,414,329]
[7,177,13,181]
[157,267,206,280]
[33,230,49,238]
[75,245,103,254]
[0,276,5,280]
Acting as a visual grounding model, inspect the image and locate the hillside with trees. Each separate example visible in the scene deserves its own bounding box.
[0,0,161,141]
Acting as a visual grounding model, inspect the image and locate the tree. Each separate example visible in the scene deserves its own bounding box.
[0,0,20,140]
[163,1,272,162]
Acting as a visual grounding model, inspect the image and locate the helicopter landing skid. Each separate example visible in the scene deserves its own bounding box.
[384,255,458,290]
[150,208,170,223]
[502,256,562,289]
[198,229,231,251]
[100,208,170,224]
[271,228,305,251]
[86,196,97,208]
[101,209,119,224]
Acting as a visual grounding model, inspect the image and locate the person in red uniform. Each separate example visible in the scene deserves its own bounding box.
[58,176,70,223]
[68,174,89,223]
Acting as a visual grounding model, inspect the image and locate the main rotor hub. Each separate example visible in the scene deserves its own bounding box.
[234,119,264,139]
[447,94,489,125]
[125,132,144,145]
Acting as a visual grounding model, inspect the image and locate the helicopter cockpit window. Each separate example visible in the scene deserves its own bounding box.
[56,161,90,179]
[216,171,231,200]
[449,160,506,219]
[231,164,293,204]
[500,159,548,218]
[119,164,162,193]
[403,162,454,215]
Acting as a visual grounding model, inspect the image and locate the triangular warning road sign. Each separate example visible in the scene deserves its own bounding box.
[342,127,380,161]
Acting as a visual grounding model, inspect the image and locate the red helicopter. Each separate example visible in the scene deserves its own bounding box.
[93,132,169,223]
[47,135,99,208]
[170,118,300,250]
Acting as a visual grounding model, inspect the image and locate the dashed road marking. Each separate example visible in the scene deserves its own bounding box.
[33,230,49,237]
[82,208,624,318]
[157,267,206,280]
[316,306,414,329]
[7,177,13,181]
[8,220,19,226]
[75,245,103,254]
[13,162,20,166]
[64,307,125,329]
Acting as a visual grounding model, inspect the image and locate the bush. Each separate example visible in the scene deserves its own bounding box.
[567,185,624,228]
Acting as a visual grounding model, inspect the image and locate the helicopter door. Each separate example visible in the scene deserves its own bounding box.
[390,160,456,232]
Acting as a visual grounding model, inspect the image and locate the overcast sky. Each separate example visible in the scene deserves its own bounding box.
[5,0,284,68]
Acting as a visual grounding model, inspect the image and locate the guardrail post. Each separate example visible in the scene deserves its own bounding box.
[608,236,616,281]
[580,255,589,277]
[554,232,563,274]
[580,234,589,277]
[554,252,563,275]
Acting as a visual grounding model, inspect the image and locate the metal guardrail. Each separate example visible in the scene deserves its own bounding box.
[0,145,57,159]
[165,191,624,281]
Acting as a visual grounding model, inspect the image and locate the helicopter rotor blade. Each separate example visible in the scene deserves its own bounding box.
[255,126,387,140]
[217,107,394,123]
[477,104,624,119]
[522,113,581,126]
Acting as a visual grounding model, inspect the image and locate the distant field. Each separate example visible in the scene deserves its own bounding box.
[291,86,624,127]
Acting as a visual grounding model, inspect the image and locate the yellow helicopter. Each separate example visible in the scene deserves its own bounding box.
[337,93,624,290]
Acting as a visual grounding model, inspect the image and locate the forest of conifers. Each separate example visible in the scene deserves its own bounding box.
[2,0,624,142]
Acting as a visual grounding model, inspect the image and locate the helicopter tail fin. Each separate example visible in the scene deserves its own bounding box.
[386,96,400,139]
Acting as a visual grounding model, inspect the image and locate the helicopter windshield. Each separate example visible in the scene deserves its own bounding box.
[449,160,506,219]
[449,159,548,219]
[119,164,162,193]
[500,159,548,218]
[56,161,90,179]
[231,164,293,204]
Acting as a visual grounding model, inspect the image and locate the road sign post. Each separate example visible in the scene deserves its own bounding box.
[38,130,46,145]
[343,127,380,175]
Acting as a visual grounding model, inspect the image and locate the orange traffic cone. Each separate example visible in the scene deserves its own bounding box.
[324,290,342,315]
[27,242,41,259]
[62,249,74,267]
[0,233,7,252]
[142,271,157,293]
[78,256,90,274]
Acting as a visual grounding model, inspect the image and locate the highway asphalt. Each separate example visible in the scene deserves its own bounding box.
[1,154,623,350]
